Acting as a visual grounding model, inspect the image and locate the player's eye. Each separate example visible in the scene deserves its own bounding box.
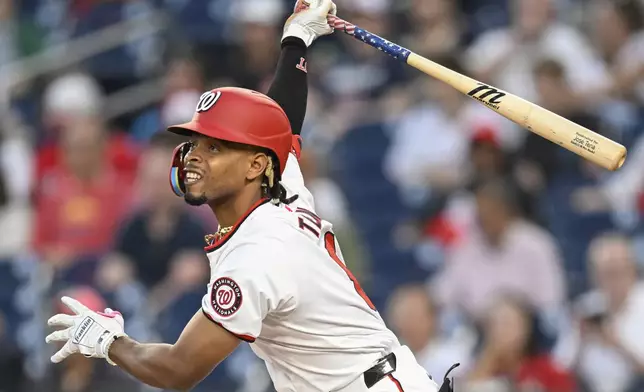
[209,143,219,153]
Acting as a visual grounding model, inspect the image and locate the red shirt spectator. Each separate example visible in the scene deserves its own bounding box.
[39,73,138,185]
[33,117,135,265]
[516,354,576,392]
[466,296,576,392]
[34,167,132,260]
[36,131,140,188]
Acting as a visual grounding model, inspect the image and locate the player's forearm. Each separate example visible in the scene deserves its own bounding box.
[267,37,308,135]
[109,336,200,390]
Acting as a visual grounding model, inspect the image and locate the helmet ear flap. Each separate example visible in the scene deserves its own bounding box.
[169,142,190,197]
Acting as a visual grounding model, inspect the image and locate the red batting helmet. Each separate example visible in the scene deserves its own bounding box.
[166,87,292,192]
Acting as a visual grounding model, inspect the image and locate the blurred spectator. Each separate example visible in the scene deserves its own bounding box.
[227,0,285,92]
[385,284,471,381]
[464,0,609,107]
[384,57,515,208]
[465,295,575,392]
[37,72,140,182]
[108,134,208,310]
[398,128,537,271]
[130,57,205,143]
[160,57,204,124]
[0,111,34,259]
[400,0,462,59]
[467,130,508,183]
[34,116,135,283]
[588,0,644,105]
[415,129,539,261]
[40,72,104,141]
[554,232,644,392]
[432,177,566,324]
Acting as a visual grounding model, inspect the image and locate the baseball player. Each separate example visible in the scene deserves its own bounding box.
[44,1,458,391]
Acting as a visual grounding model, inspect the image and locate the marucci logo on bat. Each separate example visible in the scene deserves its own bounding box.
[467,84,506,109]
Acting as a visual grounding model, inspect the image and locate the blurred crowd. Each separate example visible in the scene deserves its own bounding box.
[0,0,643,391]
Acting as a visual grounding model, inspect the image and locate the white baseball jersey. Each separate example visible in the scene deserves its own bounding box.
[200,139,406,391]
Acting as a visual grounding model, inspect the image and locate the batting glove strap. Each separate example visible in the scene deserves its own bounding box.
[102,332,127,366]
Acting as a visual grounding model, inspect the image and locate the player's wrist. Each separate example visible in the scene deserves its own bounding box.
[100,331,128,366]
[281,36,307,49]
[282,24,315,47]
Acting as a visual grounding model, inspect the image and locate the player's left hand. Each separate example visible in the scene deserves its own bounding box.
[45,296,128,365]
[282,0,337,47]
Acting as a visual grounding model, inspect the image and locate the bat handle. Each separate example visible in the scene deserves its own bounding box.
[328,16,412,63]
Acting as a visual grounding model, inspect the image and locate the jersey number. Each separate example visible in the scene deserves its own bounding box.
[296,208,376,311]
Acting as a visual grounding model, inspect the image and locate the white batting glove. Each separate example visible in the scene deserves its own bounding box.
[283,0,337,47]
[45,296,128,366]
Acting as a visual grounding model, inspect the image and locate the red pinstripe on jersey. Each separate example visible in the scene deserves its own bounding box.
[202,310,256,343]
[387,374,405,391]
[324,232,376,311]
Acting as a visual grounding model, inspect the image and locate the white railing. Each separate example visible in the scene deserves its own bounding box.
[104,77,166,120]
[0,10,169,117]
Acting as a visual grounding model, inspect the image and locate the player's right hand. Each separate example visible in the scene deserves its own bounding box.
[282,0,337,47]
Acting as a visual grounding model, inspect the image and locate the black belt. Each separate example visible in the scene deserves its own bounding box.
[363,352,397,389]
[362,354,460,391]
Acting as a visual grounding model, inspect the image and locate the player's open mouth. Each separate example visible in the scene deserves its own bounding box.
[184,170,203,185]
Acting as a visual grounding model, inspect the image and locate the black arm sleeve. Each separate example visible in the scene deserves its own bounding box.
[266,37,308,136]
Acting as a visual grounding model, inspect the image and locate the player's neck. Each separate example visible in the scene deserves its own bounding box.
[209,188,264,229]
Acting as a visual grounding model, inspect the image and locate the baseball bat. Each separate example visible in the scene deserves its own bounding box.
[328,16,627,171]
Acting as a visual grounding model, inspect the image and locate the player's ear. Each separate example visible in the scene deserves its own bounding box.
[246,152,268,182]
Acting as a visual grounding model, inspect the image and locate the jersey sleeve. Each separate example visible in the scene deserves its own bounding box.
[280,135,315,211]
[201,246,296,342]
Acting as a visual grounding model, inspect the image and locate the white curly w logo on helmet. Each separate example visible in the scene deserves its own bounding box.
[196,91,222,113]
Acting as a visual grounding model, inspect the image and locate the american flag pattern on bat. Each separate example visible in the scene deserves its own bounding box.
[327,16,411,61]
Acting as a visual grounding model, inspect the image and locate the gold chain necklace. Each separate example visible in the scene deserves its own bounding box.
[204,226,234,245]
